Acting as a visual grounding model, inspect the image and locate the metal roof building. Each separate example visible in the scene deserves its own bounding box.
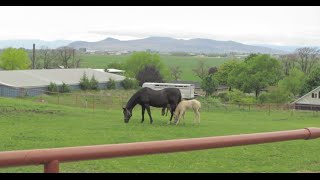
[0,68,126,97]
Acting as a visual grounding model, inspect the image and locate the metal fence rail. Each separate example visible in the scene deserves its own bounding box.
[0,127,319,173]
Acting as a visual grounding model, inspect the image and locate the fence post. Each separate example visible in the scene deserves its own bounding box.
[75,94,78,107]
[44,160,59,173]
[268,104,271,115]
[249,104,251,112]
[93,95,95,112]
[58,93,60,105]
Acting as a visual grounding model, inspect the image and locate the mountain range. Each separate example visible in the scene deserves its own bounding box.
[0,37,316,54]
[67,37,287,54]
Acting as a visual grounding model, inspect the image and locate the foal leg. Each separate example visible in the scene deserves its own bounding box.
[195,109,200,125]
[145,104,153,124]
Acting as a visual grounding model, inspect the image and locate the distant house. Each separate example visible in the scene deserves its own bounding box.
[292,86,320,111]
[0,68,125,97]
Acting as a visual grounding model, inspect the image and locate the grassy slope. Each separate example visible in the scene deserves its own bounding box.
[0,97,320,173]
[80,54,235,81]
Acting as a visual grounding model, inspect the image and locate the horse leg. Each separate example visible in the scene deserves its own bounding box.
[145,104,153,124]
[141,106,145,123]
[161,107,166,116]
[176,110,184,125]
[169,104,176,122]
[195,108,200,125]
[197,109,201,124]
[165,106,169,116]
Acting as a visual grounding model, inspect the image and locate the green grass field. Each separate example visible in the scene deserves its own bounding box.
[1,97,320,173]
[80,54,235,81]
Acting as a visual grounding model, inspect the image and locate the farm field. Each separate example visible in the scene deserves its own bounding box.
[0,97,320,173]
[80,54,236,81]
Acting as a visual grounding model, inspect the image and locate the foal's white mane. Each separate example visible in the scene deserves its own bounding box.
[173,99,201,125]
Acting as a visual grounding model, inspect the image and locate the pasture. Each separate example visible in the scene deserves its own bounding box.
[0,97,320,173]
[80,54,235,81]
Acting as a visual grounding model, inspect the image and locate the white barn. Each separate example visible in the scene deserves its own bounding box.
[292,86,320,111]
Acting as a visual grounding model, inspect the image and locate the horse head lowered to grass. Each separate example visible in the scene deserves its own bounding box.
[122,87,182,124]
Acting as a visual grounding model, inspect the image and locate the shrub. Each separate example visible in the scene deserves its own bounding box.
[258,87,292,103]
[90,75,99,90]
[121,78,139,89]
[106,78,116,89]
[79,73,90,90]
[48,82,58,94]
[60,82,71,93]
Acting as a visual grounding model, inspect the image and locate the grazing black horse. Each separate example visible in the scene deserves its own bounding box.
[122,87,182,124]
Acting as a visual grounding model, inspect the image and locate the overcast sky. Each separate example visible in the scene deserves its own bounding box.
[0,6,319,46]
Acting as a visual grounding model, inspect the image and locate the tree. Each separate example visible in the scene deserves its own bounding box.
[79,73,90,90]
[278,68,305,97]
[208,67,218,75]
[136,65,164,86]
[124,52,170,81]
[48,82,58,94]
[106,78,116,89]
[279,54,297,76]
[215,60,239,89]
[121,78,139,89]
[60,82,71,93]
[201,74,218,97]
[0,48,31,70]
[295,47,319,75]
[301,67,320,95]
[228,54,283,98]
[57,47,74,68]
[170,65,182,81]
[90,75,99,90]
[106,62,125,71]
[192,60,208,80]
[37,46,58,69]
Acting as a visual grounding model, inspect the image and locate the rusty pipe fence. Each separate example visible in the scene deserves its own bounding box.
[0,127,320,173]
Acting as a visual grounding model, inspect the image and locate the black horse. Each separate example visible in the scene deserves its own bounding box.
[122,87,182,124]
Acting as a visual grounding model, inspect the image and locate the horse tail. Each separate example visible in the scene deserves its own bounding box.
[178,90,182,103]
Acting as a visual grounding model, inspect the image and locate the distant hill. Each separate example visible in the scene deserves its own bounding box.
[250,44,307,53]
[67,37,286,54]
[0,40,73,49]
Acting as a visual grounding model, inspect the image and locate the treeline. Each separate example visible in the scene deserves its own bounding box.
[0,46,82,70]
[196,47,320,103]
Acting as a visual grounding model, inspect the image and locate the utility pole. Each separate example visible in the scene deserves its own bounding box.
[32,43,35,69]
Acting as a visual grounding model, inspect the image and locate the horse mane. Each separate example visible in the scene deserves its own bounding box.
[125,88,143,109]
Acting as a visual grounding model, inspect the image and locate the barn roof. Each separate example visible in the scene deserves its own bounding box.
[292,86,320,104]
[0,68,125,88]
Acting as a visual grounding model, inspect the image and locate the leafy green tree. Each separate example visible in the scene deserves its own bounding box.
[201,74,218,97]
[301,67,320,95]
[228,54,283,98]
[214,60,239,88]
[0,48,31,70]
[105,62,125,71]
[278,68,305,97]
[124,52,170,81]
